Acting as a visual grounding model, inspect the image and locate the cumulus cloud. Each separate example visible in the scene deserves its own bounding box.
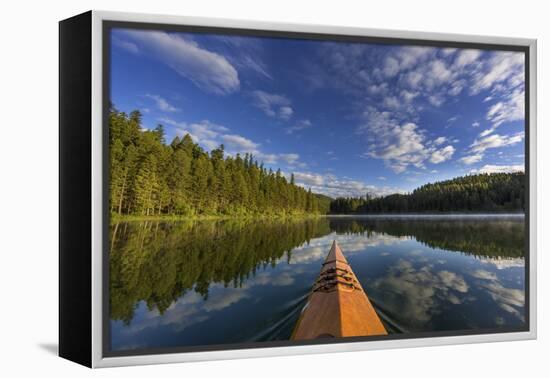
[118,29,239,95]
[251,90,294,120]
[429,145,455,164]
[358,108,458,173]
[221,134,260,153]
[145,94,180,112]
[318,46,524,172]
[305,44,525,171]
[453,49,482,68]
[291,171,405,198]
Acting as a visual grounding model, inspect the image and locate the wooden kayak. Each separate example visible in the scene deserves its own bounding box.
[291,240,387,340]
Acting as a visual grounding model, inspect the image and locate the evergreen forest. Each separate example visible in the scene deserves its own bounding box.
[110,106,525,218]
[109,106,329,217]
[329,172,525,214]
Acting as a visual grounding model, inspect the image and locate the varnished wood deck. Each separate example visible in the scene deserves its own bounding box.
[291,240,387,340]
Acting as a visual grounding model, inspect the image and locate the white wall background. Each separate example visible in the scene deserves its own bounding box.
[0,0,546,376]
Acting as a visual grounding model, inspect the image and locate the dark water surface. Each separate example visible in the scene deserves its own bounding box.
[109,215,525,352]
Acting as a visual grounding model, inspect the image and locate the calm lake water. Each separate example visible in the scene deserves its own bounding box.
[109,215,526,352]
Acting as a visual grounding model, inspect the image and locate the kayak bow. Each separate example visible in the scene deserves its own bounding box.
[291,240,387,340]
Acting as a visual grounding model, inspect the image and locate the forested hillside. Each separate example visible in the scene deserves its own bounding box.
[330,172,525,214]
[109,106,326,217]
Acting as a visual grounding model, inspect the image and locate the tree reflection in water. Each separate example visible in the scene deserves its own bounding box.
[110,216,524,328]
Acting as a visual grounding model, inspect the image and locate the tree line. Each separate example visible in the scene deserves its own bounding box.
[109,106,329,217]
[330,172,525,214]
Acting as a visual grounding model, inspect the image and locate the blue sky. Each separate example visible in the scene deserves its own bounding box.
[110,28,525,198]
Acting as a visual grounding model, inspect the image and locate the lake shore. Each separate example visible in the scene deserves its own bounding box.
[326,213,525,218]
[110,213,325,223]
[110,212,525,223]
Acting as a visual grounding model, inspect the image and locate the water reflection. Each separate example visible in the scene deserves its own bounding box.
[110,218,330,323]
[109,215,525,352]
[328,216,525,258]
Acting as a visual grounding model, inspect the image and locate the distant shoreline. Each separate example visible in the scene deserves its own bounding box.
[110,212,524,223]
[325,213,525,218]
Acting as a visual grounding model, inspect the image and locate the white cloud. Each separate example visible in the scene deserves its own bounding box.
[481,281,525,320]
[404,71,423,89]
[470,164,524,174]
[400,90,419,102]
[479,128,494,137]
[449,80,465,96]
[251,90,294,120]
[291,171,405,198]
[120,30,239,95]
[278,106,294,119]
[470,132,525,154]
[359,109,457,173]
[221,134,260,153]
[383,96,401,109]
[212,35,273,80]
[459,153,484,165]
[191,121,228,139]
[471,51,524,95]
[472,121,480,128]
[428,94,445,107]
[286,119,312,134]
[383,56,400,77]
[112,36,139,54]
[160,117,306,167]
[371,260,470,324]
[160,118,227,146]
[145,94,180,112]
[428,59,453,84]
[239,55,272,80]
[293,172,325,187]
[453,49,482,68]
[430,145,455,164]
[486,88,525,128]
[367,122,429,173]
[470,270,498,281]
[395,46,434,71]
[441,48,457,56]
[279,153,300,164]
[309,45,524,157]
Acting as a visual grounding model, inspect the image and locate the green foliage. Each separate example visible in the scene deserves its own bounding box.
[110,218,331,323]
[109,106,325,217]
[110,216,524,324]
[330,172,525,214]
